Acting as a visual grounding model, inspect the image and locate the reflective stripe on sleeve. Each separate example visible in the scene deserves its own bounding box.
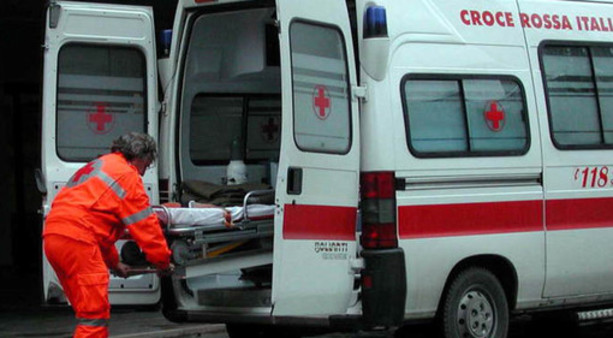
[122,207,153,226]
[77,317,109,327]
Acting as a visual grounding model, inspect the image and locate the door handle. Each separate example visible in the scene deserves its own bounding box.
[287,167,303,195]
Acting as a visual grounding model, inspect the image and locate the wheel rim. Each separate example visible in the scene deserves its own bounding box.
[456,289,495,338]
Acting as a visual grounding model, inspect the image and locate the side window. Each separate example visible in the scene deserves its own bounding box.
[290,21,351,154]
[542,44,613,148]
[594,47,613,145]
[402,76,529,157]
[57,44,147,161]
[189,95,281,164]
[245,97,282,161]
[190,96,244,163]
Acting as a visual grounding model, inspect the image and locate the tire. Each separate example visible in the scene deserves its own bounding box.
[440,267,509,338]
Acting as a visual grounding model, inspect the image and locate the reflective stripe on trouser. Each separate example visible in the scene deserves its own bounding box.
[44,234,111,338]
[76,317,109,338]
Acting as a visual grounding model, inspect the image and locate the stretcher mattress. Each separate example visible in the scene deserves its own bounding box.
[154,204,275,230]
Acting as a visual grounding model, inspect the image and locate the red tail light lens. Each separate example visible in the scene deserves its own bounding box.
[360,172,398,249]
[361,171,395,199]
[361,223,397,249]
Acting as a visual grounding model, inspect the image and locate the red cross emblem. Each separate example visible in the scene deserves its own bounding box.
[66,161,97,187]
[261,117,280,143]
[313,85,331,120]
[67,159,103,187]
[484,101,505,132]
[72,161,96,182]
[88,103,114,134]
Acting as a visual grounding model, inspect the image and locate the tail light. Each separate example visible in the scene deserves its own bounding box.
[360,171,398,249]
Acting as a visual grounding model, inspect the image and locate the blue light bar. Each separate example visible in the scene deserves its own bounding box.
[160,29,172,56]
[364,6,388,38]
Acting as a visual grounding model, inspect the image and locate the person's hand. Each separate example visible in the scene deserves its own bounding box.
[223,210,233,228]
[158,263,175,277]
[112,262,131,278]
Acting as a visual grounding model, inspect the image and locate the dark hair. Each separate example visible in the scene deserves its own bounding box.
[110,132,157,162]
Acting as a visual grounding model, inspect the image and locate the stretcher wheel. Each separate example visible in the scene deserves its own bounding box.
[171,240,190,266]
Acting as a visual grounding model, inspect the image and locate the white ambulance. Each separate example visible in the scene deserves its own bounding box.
[39,0,613,337]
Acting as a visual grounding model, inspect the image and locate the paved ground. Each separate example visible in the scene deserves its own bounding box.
[0,267,226,338]
[4,307,613,338]
[0,306,226,338]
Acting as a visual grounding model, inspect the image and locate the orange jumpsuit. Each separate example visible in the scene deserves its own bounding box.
[43,152,171,338]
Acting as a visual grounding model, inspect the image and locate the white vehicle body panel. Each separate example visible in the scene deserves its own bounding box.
[519,0,613,298]
[271,0,360,317]
[362,0,545,318]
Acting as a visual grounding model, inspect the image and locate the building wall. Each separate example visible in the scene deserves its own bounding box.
[0,1,44,268]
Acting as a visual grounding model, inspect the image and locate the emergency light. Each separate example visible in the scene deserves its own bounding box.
[364,6,388,38]
[158,29,173,88]
[361,5,389,81]
[160,29,172,57]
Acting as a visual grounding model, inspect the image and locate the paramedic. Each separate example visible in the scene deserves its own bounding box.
[42,132,172,338]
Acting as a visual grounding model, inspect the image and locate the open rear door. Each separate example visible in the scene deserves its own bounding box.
[41,1,160,305]
[272,0,360,316]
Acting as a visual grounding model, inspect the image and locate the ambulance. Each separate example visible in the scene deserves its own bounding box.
[39,0,613,337]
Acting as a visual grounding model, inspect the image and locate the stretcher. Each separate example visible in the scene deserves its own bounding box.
[153,190,275,268]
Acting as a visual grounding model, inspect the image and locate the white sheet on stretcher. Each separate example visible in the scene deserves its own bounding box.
[161,204,275,228]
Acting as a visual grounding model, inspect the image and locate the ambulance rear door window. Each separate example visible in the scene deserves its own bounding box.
[402,75,529,157]
[56,44,147,162]
[289,21,351,154]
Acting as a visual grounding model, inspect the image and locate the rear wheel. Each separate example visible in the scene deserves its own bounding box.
[440,267,509,338]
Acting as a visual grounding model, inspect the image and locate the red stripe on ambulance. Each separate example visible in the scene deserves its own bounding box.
[399,197,613,238]
[283,204,357,240]
[547,197,613,231]
[398,200,543,239]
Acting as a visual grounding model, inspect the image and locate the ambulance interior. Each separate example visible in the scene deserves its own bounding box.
[162,7,282,311]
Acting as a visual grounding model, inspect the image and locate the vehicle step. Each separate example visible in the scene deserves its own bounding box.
[577,308,613,321]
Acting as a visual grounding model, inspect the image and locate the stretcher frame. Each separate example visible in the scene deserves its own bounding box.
[154,190,275,279]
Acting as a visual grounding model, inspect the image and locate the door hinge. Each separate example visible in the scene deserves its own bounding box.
[352,85,367,102]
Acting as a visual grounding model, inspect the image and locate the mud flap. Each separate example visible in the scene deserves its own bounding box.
[361,248,406,328]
